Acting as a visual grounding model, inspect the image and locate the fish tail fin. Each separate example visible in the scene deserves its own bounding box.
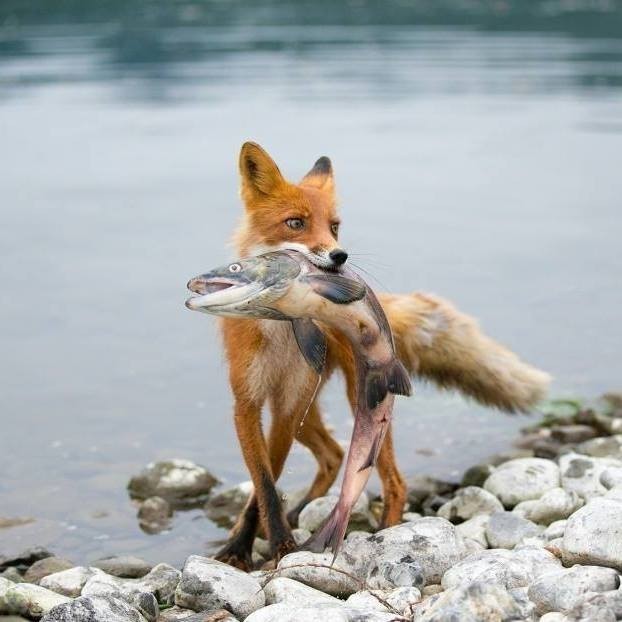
[365,359,412,409]
[303,504,349,558]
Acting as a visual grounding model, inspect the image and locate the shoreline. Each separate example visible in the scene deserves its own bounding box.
[2,393,622,621]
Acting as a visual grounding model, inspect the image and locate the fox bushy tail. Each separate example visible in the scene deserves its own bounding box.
[379,292,551,412]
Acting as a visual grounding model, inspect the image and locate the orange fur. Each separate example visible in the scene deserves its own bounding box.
[214,142,550,570]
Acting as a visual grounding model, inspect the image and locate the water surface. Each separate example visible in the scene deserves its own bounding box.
[1,2,621,566]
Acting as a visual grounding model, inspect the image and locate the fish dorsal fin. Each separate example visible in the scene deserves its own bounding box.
[291,319,327,375]
[388,360,412,397]
[301,274,366,305]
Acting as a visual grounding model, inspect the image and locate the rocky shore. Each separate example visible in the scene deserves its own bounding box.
[2,393,622,621]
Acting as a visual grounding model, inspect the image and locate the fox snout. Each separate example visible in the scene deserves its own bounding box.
[329,248,348,266]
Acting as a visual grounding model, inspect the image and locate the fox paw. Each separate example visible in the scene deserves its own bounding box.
[273,537,297,562]
[214,543,253,572]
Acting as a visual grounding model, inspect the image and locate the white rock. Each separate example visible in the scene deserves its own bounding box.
[512,499,540,519]
[263,577,340,606]
[528,564,620,614]
[298,492,376,533]
[0,577,13,614]
[559,452,622,500]
[347,586,422,617]
[561,497,622,569]
[135,563,180,604]
[600,466,622,490]
[245,602,398,622]
[292,528,312,546]
[527,487,584,525]
[344,590,387,613]
[365,547,425,590]
[174,555,264,619]
[543,520,567,541]
[276,552,359,597]
[437,486,503,522]
[365,517,470,584]
[41,594,148,622]
[441,547,561,590]
[82,575,159,622]
[483,458,560,508]
[605,485,622,502]
[4,583,71,618]
[455,514,490,548]
[82,562,179,618]
[539,614,568,622]
[40,566,104,597]
[485,511,542,549]
[566,589,622,621]
[413,581,532,621]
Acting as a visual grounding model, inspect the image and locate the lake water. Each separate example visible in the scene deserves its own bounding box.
[1,2,621,567]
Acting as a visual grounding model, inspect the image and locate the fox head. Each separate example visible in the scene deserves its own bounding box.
[234,142,347,269]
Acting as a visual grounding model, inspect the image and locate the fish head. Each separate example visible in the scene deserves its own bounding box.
[185,252,301,317]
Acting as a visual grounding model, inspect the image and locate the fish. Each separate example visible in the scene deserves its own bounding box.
[186,249,411,554]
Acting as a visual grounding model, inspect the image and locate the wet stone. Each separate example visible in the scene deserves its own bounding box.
[0,548,53,573]
[460,464,494,488]
[128,459,219,504]
[91,555,153,579]
[137,497,172,534]
[550,425,598,444]
[23,558,74,584]
[204,481,253,529]
[1,568,23,583]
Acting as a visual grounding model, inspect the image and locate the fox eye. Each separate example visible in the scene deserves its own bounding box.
[229,263,242,273]
[331,223,340,237]
[286,218,305,231]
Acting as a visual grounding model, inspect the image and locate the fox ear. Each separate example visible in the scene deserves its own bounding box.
[301,156,334,193]
[239,142,286,198]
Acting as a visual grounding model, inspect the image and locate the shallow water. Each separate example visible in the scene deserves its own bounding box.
[1,2,621,567]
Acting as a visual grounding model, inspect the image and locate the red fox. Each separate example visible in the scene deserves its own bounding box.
[213,142,550,570]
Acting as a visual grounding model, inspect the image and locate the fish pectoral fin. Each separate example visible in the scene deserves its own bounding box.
[388,359,412,397]
[292,319,327,375]
[301,274,366,305]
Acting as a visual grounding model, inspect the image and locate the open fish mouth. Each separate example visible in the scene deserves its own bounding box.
[185,276,264,313]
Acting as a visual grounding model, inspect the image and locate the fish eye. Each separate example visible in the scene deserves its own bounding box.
[229,263,242,273]
[331,222,340,237]
[286,218,305,231]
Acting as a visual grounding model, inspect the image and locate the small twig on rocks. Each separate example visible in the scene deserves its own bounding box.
[258,562,409,619]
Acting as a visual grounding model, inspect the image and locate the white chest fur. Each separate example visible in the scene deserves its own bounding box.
[246,320,313,413]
